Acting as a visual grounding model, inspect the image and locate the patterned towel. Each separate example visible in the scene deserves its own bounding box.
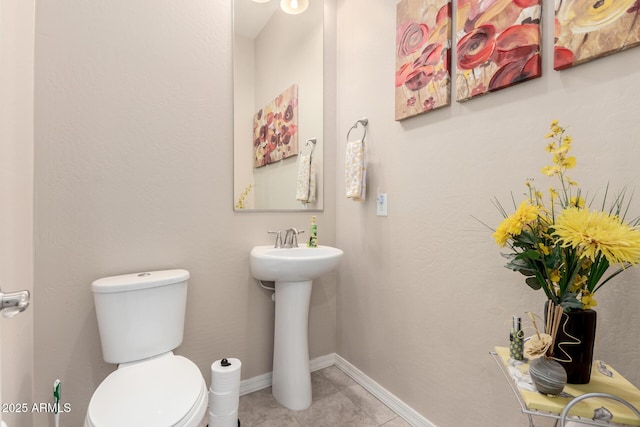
[296,154,316,203]
[345,139,366,201]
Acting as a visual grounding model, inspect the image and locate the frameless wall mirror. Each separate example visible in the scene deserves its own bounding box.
[233,0,324,211]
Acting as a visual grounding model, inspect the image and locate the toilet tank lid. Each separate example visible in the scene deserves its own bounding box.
[92,269,190,294]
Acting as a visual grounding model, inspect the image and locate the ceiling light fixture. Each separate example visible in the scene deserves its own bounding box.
[280,0,309,15]
[252,0,271,3]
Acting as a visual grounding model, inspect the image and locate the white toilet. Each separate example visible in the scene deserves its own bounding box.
[85,269,208,427]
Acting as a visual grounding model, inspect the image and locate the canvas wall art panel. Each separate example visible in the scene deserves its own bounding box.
[252,100,275,168]
[395,0,452,121]
[253,84,299,168]
[554,0,640,70]
[455,0,542,102]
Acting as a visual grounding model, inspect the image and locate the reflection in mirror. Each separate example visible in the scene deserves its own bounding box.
[233,0,324,211]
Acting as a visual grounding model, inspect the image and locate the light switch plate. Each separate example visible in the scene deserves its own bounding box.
[377,193,388,216]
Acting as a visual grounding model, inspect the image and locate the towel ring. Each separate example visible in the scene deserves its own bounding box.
[347,118,368,142]
[305,138,317,156]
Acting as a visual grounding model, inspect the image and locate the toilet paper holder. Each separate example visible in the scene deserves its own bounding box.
[209,357,242,427]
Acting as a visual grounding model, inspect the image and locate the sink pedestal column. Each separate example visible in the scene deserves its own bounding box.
[272,280,313,411]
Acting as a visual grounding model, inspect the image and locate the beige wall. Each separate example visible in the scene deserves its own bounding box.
[33,1,336,426]
[16,0,640,426]
[1,0,35,426]
[335,1,640,426]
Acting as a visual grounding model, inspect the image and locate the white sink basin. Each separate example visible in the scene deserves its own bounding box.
[250,245,343,282]
[250,243,344,410]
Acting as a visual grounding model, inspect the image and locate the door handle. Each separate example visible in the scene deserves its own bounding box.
[0,289,30,318]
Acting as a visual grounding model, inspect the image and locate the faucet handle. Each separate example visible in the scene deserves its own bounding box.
[283,228,305,247]
[267,230,283,248]
[293,229,305,247]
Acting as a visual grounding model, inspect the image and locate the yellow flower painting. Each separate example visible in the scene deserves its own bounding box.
[554,0,640,69]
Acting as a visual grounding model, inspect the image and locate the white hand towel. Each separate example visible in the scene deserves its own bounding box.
[296,154,316,203]
[345,139,366,201]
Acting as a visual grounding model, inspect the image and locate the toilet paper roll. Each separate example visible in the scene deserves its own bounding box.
[210,358,242,394]
[210,376,240,394]
[208,409,238,427]
[209,388,239,415]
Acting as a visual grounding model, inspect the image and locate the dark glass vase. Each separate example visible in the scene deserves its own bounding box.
[546,302,597,384]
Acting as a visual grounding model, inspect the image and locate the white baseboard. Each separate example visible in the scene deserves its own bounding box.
[310,352,337,371]
[238,369,271,396]
[334,354,436,427]
[238,353,336,396]
[238,353,435,427]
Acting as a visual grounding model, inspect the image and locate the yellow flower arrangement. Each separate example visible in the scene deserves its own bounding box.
[491,120,640,311]
[235,184,254,210]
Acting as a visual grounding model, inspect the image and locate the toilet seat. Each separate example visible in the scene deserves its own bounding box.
[85,354,207,427]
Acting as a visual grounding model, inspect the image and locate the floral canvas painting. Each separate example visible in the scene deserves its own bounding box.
[253,84,299,168]
[455,0,542,101]
[395,0,452,121]
[554,0,640,70]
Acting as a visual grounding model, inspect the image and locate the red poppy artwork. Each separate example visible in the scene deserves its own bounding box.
[395,0,452,121]
[253,84,299,168]
[455,0,542,101]
[554,0,640,70]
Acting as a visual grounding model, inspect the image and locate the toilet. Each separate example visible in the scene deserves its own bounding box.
[85,269,208,427]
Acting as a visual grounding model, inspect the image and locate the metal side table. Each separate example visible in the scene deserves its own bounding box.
[491,347,640,427]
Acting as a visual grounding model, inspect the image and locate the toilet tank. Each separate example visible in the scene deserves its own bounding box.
[92,269,189,364]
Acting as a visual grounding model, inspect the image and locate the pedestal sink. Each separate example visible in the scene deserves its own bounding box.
[250,245,343,410]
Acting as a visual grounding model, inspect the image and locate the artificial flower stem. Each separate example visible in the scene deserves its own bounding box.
[592,264,627,294]
[531,314,542,341]
[533,270,557,304]
[548,304,563,357]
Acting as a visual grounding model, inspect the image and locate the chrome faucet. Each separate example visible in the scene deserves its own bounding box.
[267,228,305,248]
[0,288,31,318]
[283,228,304,248]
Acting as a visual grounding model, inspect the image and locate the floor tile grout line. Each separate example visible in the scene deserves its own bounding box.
[315,368,396,426]
[239,367,407,427]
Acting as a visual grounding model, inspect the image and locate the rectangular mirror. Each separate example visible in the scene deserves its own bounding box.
[233,0,324,211]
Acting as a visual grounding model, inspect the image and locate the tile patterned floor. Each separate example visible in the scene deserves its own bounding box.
[238,366,412,427]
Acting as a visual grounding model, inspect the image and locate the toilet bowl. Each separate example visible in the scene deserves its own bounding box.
[86,270,207,427]
[85,353,207,427]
